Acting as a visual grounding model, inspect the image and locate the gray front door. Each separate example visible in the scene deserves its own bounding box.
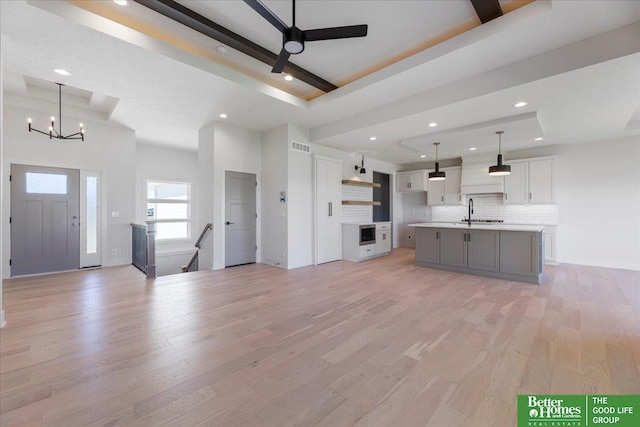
[225,171,256,267]
[11,164,80,276]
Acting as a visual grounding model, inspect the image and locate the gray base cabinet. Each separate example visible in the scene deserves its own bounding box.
[439,229,499,272]
[413,227,543,284]
[467,230,499,272]
[415,228,440,264]
[440,229,466,267]
[500,231,541,277]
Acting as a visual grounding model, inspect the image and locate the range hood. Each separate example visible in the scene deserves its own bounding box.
[460,163,505,194]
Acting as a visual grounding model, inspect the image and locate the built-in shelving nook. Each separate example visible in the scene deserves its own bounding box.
[341,179,381,188]
[342,180,381,205]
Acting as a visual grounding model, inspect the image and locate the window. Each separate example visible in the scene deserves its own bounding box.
[146,180,191,240]
[26,172,67,194]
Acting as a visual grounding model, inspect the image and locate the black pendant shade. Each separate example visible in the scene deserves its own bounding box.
[428,142,446,181]
[489,131,510,176]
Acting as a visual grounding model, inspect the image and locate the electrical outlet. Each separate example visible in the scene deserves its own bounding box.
[111,211,120,218]
[111,249,117,256]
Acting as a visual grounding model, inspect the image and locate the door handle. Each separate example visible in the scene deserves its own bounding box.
[329,202,332,217]
[226,221,234,225]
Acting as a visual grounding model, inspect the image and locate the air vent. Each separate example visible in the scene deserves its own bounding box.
[291,141,310,153]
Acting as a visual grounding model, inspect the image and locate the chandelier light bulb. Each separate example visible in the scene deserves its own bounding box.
[28,118,32,123]
[51,116,55,122]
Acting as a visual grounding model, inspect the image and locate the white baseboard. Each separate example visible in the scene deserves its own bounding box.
[0,309,6,328]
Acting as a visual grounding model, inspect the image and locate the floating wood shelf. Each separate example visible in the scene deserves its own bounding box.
[342,200,381,206]
[341,180,381,188]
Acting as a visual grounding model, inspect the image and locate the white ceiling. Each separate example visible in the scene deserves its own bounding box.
[1,0,639,165]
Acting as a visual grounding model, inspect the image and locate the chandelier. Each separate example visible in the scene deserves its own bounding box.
[28,83,85,141]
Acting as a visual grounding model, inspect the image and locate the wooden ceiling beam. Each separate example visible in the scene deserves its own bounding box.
[470,0,503,24]
[133,0,338,93]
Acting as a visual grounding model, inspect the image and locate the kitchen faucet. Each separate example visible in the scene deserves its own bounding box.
[468,198,474,226]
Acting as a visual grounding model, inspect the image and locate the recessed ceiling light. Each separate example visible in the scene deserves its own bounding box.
[113,0,128,5]
[369,136,376,141]
[534,137,543,141]
[514,101,528,108]
[52,68,71,76]
[219,113,228,119]
[428,122,438,127]
[284,74,294,81]
[420,154,426,158]
[469,147,477,151]
[216,44,227,54]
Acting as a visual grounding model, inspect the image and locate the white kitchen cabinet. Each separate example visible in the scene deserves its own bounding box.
[504,157,556,204]
[543,226,558,265]
[504,161,528,204]
[396,170,428,192]
[529,158,555,203]
[315,156,342,264]
[375,222,391,254]
[427,167,462,206]
[342,222,391,262]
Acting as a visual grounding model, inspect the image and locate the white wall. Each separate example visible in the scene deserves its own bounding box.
[552,138,639,270]
[197,123,215,270]
[212,122,262,270]
[287,124,314,269]
[261,125,289,268]
[2,105,136,278]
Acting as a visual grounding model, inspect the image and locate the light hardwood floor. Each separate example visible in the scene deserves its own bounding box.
[1,248,639,426]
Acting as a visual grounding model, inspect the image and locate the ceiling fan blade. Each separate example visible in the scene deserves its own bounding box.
[303,24,368,41]
[242,0,288,33]
[272,48,291,73]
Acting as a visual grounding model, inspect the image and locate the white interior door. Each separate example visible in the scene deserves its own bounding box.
[225,171,257,267]
[315,156,342,264]
[10,164,80,276]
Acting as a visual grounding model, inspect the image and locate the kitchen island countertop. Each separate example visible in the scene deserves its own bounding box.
[408,222,545,232]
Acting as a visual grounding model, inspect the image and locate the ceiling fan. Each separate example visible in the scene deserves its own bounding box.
[243,0,368,73]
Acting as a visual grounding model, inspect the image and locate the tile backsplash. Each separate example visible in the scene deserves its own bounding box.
[341,184,373,223]
[431,194,559,225]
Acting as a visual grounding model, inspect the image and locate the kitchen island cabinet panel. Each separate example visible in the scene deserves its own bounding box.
[500,231,541,277]
[415,228,439,264]
[439,228,467,267]
[467,230,500,272]
[409,223,544,284]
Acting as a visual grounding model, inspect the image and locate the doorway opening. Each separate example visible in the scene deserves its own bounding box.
[373,171,391,222]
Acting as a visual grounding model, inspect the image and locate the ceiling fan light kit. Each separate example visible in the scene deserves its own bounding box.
[243,0,368,73]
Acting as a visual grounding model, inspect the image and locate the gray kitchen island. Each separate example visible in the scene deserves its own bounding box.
[409,223,545,284]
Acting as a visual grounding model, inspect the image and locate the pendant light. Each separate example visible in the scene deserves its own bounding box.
[489,130,510,176]
[428,142,446,181]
